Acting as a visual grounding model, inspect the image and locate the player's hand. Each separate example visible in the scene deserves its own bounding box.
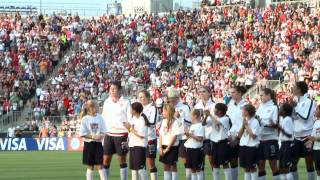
[243,119,249,127]
[185,131,190,137]
[123,122,131,130]
[304,136,315,142]
[204,110,211,116]
[160,148,164,156]
[175,111,180,119]
[305,140,313,149]
[94,135,103,141]
[163,147,170,154]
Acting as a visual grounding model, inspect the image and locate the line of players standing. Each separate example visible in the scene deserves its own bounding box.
[79,81,320,180]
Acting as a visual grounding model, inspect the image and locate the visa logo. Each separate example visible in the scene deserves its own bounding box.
[0,138,27,151]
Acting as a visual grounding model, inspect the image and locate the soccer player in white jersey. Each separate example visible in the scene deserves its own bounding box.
[138,90,159,180]
[159,104,181,180]
[238,104,261,180]
[184,109,205,180]
[256,88,280,180]
[206,103,232,180]
[278,103,294,180]
[123,102,148,180]
[291,81,316,180]
[80,100,107,180]
[305,105,320,180]
[167,88,191,179]
[194,86,215,175]
[102,81,132,180]
[226,86,248,180]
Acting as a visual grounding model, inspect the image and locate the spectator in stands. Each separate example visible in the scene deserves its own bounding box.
[15,126,22,138]
[39,126,49,138]
[50,125,58,137]
[7,127,15,138]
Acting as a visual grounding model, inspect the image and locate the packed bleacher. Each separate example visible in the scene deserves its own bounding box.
[0,12,71,116]
[3,2,320,138]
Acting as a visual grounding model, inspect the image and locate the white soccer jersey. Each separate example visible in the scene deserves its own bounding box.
[175,101,191,140]
[210,116,231,143]
[227,99,248,137]
[293,94,316,137]
[143,103,157,141]
[240,117,261,147]
[159,119,181,146]
[279,116,294,142]
[102,96,132,136]
[256,100,279,141]
[128,116,148,148]
[312,120,320,150]
[80,114,107,142]
[194,99,215,139]
[184,122,205,148]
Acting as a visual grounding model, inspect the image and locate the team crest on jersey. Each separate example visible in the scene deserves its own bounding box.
[90,123,99,130]
[267,109,271,113]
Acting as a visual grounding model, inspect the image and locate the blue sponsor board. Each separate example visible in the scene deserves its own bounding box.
[0,138,68,151]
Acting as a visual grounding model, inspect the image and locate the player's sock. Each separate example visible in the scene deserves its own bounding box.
[191,173,197,180]
[86,169,93,180]
[317,175,320,180]
[104,166,110,178]
[273,172,281,180]
[280,174,286,180]
[201,171,205,180]
[150,167,158,180]
[291,170,298,180]
[244,172,251,180]
[307,170,315,180]
[251,171,258,180]
[231,167,239,180]
[172,171,178,180]
[224,168,232,180]
[132,170,138,180]
[120,163,128,180]
[197,171,204,180]
[213,168,220,180]
[186,168,192,180]
[98,169,107,180]
[286,173,294,180]
[164,171,172,180]
[258,171,266,180]
[138,169,148,180]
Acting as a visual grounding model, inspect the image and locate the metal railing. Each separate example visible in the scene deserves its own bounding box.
[244,80,281,99]
[0,111,22,132]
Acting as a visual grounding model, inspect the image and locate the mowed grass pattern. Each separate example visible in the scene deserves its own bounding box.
[0,151,308,180]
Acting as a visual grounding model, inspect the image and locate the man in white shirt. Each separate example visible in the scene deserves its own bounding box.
[102,81,132,180]
[7,127,15,138]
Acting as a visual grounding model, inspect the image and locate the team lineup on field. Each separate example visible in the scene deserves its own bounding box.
[79,81,320,180]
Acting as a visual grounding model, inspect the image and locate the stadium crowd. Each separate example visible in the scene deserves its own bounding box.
[2,1,320,180]
[4,2,319,140]
[23,2,318,120]
[0,12,70,116]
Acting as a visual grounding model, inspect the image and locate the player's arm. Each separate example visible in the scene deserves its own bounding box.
[245,120,258,139]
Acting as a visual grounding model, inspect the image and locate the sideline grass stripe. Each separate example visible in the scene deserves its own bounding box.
[0,151,308,180]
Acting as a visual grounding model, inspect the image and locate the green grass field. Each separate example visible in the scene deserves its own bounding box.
[0,151,309,180]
